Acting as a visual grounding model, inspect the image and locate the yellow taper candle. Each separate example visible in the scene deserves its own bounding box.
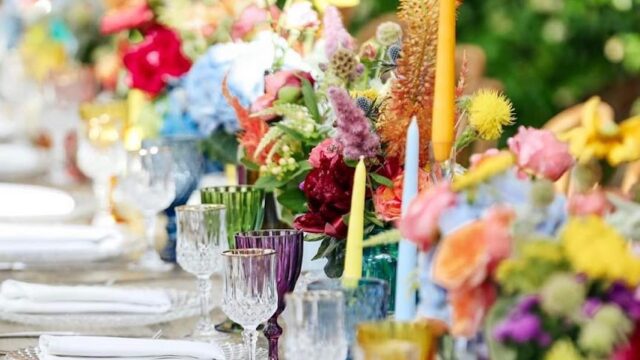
[343,156,367,281]
[431,0,457,162]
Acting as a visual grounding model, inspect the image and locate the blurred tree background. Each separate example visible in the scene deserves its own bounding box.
[346,0,640,136]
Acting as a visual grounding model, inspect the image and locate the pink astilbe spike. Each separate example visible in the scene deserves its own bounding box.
[328,87,380,160]
[323,6,356,59]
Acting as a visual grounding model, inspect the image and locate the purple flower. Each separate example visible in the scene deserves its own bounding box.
[583,298,603,317]
[328,87,380,160]
[606,282,640,320]
[323,6,356,58]
[515,295,540,314]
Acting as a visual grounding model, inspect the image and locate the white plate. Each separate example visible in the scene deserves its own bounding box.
[0,288,213,329]
[0,183,76,221]
[0,144,46,180]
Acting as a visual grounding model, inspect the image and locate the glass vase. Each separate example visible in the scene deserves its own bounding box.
[363,243,398,314]
[142,136,204,262]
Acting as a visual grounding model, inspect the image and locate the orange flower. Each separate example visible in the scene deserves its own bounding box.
[373,170,430,221]
[449,282,496,337]
[433,221,489,290]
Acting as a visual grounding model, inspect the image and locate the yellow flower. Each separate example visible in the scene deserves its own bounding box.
[522,241,565,263]
[452,151,515,191]
[562,216,640,286]
[350,89,379,102]
[314,0,359,12]
[544,340,583,360]
[467,90,515,140]
[561,96,640,166]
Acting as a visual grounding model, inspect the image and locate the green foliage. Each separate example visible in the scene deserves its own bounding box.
[200,129,239,164]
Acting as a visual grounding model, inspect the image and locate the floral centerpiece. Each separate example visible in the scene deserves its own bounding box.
[226,0,516,277]
[399,122,640,358]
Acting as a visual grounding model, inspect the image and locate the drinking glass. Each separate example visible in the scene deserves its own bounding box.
[308,278,389,352]
[77,102,128,227]
[201,186,266,248]
[222,249,278,360]
[201,185,265,333]
[283,290,348,360]
[119,147,176,271]
[363,243,398,313]
[235,230,304,360]
[143,136,204,262]
[356,321,438,360]
[177,204,227,339]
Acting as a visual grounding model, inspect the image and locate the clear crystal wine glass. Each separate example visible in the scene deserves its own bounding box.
[222,249,278,360]
[77,106,127,227]
[176,204,227,339]
[119,146,176,271]
[283,290,348,360]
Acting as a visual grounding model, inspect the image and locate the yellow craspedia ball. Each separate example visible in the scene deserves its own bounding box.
[544,340,583,360]
[468,89,515,140]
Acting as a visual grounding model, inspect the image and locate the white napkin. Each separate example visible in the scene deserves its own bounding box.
[39,335,226,360]
[0,223,124,262]
[0,280,171,314]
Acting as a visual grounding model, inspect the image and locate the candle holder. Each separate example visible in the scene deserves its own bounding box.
[356,320,439,360]
[308,277,389,357]
[362,242,398,313]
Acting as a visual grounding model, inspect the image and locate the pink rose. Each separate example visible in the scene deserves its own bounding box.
[568,189,613,216]
[399,183,457,251]
[508,126,574,181]
[251,70,314,115]
[309,139,342,168]
[231,5,280,41]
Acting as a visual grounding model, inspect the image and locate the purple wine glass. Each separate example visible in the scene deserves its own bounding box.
[235,229,304,360]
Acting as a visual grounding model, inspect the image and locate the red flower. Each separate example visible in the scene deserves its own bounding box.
[294,151,354,239]
[123,25,192,96]
[100,2,154,35]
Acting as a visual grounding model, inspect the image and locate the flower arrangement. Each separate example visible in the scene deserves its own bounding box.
[397,121,640,357]
[225,0,516,277]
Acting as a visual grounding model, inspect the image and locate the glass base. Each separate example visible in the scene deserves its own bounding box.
[129,250,174,272]
[189,319,230,342]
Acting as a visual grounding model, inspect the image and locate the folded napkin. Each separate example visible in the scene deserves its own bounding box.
[0,224,124,262]
[39,335,226,360]
[0,280,171,314]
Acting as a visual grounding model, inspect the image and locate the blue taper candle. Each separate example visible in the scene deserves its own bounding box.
[394,117,419,320]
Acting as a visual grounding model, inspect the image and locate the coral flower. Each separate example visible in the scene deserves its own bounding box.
[562,96,640,166]
[373,170,430,221]
[399,183,457,251]
[567,189,613,217]
[100,1,154,35]
[448,282,496,337]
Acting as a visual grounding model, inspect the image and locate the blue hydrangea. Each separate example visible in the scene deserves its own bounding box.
[161,85,200,137]
[184,31,311,136]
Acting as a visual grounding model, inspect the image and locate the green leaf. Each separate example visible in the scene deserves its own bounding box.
[277,188,308,214]
[370,173,394,188]
[312,237,332,261]
[301,78,321,123]
[240,158,260,171]
[275,123,307,143]
[201,130,239,164]
[365,211,385,228]
[253,175,279,191]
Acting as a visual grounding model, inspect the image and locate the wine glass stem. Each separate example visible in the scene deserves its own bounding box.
[242,328,259,360]
[197,276,212,325]
[94,177,111,218]
[265,317,283,360]
[143,213,157,254]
